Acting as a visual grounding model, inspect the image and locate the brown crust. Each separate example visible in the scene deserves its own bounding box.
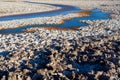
[40,26,79,31]
[73,11,91,16]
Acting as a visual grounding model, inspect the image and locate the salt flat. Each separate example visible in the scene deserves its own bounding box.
[0,0,120,80]
[0,0,60,17]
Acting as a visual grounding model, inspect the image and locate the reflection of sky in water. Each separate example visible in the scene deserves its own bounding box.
[77,63,102,73]
[0,9,110,34]
[79,8,110,20]
[0,51,9,57]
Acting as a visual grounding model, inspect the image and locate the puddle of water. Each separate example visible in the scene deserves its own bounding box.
[0,8,110,34]
[73,62,103,73]
[0,51,10,57]
[78,63,102,73]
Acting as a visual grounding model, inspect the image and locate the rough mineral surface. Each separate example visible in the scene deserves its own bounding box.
[0,0,60,17]
[0,0,120,80]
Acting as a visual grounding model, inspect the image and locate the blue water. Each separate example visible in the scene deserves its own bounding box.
[0,51,10,57]
[79,8,110,20]
[0,8,110,34]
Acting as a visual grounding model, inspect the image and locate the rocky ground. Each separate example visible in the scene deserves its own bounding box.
[0,0,120,80]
